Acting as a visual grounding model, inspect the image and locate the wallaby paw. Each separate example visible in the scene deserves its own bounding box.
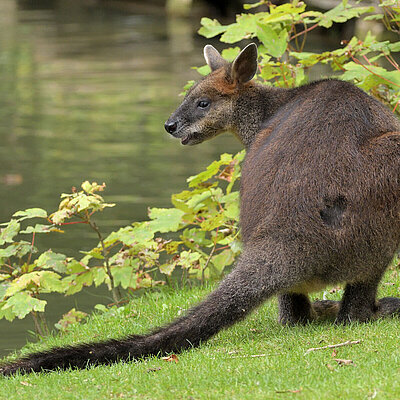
[278,313,314,326]
[335,307,375,324]
[312,300,340,321]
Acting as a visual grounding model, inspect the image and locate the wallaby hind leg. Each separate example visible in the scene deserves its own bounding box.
[336,281,379,324]
[278,293,315,325]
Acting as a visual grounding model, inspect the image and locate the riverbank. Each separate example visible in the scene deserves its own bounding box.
[2,273,400,399]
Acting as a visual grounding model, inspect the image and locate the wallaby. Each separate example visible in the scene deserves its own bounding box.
[2,43,400,376]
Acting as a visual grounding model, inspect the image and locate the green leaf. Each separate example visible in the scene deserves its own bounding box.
[198,17,227,38]
[50,208,72,225]
[260,2,306,23]
[243,1,265,10]
[0,220,20,245]
[180,80,195,96]
[181,228,213,248]
[220,23,248,44]
[92,267,108,287]
[104,225,154,247]
[221,14,259,43]
[55,308,87,332]
[147,208,185,233]
[81,181,93,193]
[94,303,108,313]
[256,23,288,58]
[159,263,176,276]
[178,251,202,269]
[188,153,233,187]
[37,271,65,293]
[64,270,94,295]
[66,258,87,274]
[194,65,211,76]
[0,300,16,321]
[20,224,61,234]
[13,208,47,221]
[200,213,225,231]
[0,282,9,299]
[81,181,106,194]
[131,223,155,243]
[341,62,400,90]
[5,271,64,297]
[319,2,375,28]
[35,250,67,273]
[76,195,91,212]
[221,47,241,61]
[364,14,384,21]
[165,241,182,254]
[80,248,104,260]
[111,265,137,289]
[211,249,235,274]
[2,292,46,319]
[0,241,33,259]
[389,41,400,52]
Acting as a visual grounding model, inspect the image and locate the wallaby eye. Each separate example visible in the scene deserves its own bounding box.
[197,100,210,109]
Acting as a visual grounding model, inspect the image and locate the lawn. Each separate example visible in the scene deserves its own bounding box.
[1,270,400,400]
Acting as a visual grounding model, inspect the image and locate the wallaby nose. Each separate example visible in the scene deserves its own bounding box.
[164,121,178,134]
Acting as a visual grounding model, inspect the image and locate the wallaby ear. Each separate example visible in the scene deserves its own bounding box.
[231,43,258,85]
[203,45,226,71]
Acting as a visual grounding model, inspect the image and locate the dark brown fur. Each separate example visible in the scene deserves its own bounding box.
[2,43,400,376]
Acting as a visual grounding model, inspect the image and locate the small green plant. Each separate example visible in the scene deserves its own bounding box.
[197,0,400,112]
[0,182,116,335]
[0,153,244,335]
[0,208,66,335]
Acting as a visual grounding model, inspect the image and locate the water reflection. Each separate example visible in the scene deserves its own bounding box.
[0,0,243,355]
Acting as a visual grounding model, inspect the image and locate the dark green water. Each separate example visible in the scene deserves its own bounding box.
[0,0,243,356]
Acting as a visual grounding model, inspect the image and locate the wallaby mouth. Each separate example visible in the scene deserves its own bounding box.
[181,134,191,145]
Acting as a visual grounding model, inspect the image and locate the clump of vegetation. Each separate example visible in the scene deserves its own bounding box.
[1,0,399,337]
[0,153,243,335]
[197,0,400,112]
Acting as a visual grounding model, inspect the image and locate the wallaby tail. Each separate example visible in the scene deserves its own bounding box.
[0,252,284,376]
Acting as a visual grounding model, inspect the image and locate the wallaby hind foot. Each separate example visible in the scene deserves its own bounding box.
[278,293,316,325]
[336,281,379,324]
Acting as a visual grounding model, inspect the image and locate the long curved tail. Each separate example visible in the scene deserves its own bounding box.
[0,253,283,376]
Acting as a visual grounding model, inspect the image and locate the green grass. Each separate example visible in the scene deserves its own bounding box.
[2,271,400,400]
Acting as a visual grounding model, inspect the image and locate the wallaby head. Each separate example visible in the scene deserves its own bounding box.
[164,43,258,145]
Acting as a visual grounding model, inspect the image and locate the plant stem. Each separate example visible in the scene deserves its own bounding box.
[31,310,49,337]
[31,311,43,336]
[26,232,36,266]
[88,219,122,303]
[290,22,319,40]
[38,311,49,336]
[349,54,400,89]
[202,243,216,285]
